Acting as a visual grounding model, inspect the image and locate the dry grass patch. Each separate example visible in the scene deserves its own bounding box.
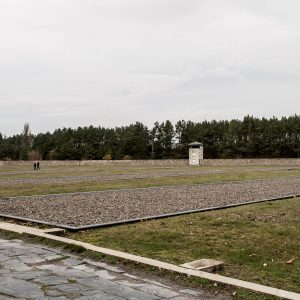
[68,198,300,295]
[1,168,300,197]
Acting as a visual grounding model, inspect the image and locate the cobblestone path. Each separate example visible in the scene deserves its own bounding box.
[0,237,230,299]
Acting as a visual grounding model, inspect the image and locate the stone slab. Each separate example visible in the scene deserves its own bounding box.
[0,276,44,298]
[180,259,224,273]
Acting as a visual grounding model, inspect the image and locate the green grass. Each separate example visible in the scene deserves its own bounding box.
[1,163,299,299]
[68,198,300,295]
[0,164,272,179]
[0,165,188,179]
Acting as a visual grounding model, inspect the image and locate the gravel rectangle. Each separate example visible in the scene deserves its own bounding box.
[0,177,299,227]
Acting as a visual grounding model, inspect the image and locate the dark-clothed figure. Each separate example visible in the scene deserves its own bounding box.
[34,163,36,170]
[37,162,40,170]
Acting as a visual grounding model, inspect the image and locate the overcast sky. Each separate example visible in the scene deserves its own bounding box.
[0,0,300,136]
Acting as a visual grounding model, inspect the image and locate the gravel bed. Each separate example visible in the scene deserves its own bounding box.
[0,166,299,186]
[0,177,299,227]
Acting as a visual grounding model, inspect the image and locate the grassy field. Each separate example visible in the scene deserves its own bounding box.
[0,163,286,179]
[66,198,300,296]
[0,162,299,299]
[0,163,228,182]
[0,163,300,197]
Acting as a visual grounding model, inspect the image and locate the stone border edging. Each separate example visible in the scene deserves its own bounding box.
[0,222,299,300]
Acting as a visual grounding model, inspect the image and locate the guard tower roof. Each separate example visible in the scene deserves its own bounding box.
[188,141,203,147]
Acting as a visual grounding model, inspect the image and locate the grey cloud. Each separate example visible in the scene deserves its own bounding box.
[0,0,299,135]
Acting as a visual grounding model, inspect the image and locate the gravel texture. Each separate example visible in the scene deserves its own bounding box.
[0,177,299,228]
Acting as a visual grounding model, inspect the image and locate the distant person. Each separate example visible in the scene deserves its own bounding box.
[37,162,40,170]
[33,163,36,170]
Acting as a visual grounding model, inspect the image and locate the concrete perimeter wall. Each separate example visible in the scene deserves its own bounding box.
[201,158,300,166]
[0,158,300,167]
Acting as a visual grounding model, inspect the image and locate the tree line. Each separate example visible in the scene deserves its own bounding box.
[0,115,299,160]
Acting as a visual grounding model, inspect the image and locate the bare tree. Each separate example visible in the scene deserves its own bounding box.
[22,122,31,137]
[20,122,32,160]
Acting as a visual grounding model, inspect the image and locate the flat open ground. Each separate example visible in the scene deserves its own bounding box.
[0,163,299,227]
[68,197,300,296]
[0,161,299,298]
[0,162,300,198]
[0,177,299,227]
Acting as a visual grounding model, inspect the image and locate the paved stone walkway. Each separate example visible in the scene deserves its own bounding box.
[0,237,230,299]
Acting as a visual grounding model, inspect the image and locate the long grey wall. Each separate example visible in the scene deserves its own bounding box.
[0,159,300,167]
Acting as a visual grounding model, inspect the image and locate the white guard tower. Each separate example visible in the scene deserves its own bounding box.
[189,142,203,165]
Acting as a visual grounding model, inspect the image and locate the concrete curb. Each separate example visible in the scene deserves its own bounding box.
[0,222,299,300]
